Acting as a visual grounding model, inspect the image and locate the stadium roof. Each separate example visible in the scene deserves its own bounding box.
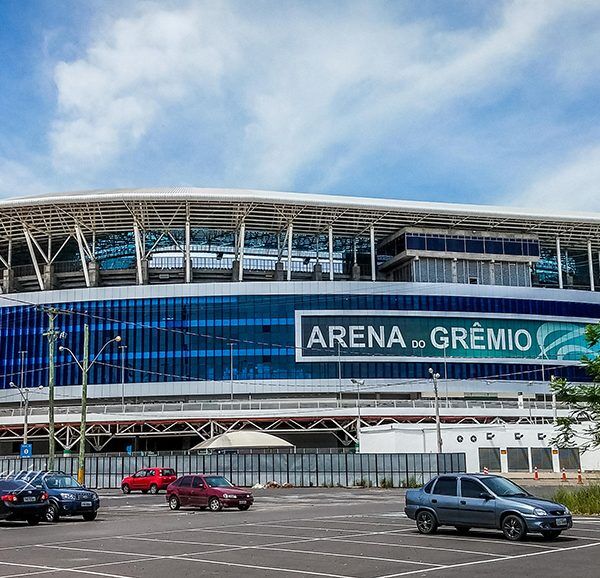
[0,187,599,246]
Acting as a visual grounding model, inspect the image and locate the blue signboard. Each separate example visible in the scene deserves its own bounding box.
[20,443,33,458]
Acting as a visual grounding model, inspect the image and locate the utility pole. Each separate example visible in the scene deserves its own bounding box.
[42,307,61,470]
[60,325,121,485]
[351,379,365,449]
[429,368,443,453]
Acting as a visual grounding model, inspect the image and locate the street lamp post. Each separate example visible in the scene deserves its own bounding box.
[429,368,443,453]
[350,379,365,448]
[60,325,121,484]
[119,345,127,411]
[9,381,44,445]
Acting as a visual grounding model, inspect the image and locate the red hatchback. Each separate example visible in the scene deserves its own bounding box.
[121,467,177,494]
[166,475,254,512]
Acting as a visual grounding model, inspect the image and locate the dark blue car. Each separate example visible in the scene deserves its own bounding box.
[18,471,100,523]
[405,473,572,541]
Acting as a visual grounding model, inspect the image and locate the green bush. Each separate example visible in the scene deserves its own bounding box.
[553,484,600,515]
[380,477,394,489]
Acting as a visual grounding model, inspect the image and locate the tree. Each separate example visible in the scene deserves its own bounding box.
[550,323,600,451]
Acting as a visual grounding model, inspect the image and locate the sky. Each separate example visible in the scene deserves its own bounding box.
[1,0,600,211]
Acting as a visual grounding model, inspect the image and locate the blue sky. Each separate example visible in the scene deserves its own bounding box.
[1,0,600,211]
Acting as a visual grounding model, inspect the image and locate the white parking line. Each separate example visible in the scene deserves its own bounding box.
[375,540,600,578]
[0,560,134,578]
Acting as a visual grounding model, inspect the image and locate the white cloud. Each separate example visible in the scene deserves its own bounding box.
[510,146,600,212]
[48,0,600,199]
[0,158,51,198]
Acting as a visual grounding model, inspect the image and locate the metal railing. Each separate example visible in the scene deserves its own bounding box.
[0,398,568,418]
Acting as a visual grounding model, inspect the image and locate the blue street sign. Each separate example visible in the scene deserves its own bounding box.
[125,445,133,456]
[20,443,33,458]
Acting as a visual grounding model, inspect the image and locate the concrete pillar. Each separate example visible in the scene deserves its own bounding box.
[140,258,149,285]
[2,268,15,293]
[43,263,56,290]
[556,237,563,289]
[451,259,458,283]
[274,261,285,281]
[231,260,240,281]
[89,261,100,287]
[312,262,323,281]
[351,263,361,280]
[489,261,495,285]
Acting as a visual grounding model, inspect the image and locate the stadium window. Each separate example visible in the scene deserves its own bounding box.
[484,238,503,254]
[406,234,426,250]
[446,236,465,252]
[465,238,484,253]
[425,235,446,252]
[503,240,523,256]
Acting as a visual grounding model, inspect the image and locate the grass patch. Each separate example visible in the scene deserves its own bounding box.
[552,484,600,515]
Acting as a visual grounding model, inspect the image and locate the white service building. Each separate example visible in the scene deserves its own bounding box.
[359,423,600,473]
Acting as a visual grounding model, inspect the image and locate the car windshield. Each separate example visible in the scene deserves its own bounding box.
[480,476,530,497]
[161,469,176,476]
[203,476,233,488]
[44,475,82,489]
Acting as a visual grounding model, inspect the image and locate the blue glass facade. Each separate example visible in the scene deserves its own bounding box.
[1,288,598,393]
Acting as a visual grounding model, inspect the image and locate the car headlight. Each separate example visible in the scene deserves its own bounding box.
[60,492,77,500]
[533,508,548,516]
[562,505,571,515]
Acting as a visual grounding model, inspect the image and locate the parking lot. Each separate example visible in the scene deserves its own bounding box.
[1,488,599,578]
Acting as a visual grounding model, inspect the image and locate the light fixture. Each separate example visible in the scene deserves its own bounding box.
[537,433,546,440]
[514,433,523,440]
[486,432,495,440]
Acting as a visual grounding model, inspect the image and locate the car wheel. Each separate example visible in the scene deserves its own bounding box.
[121,484,130,494]
[455,525,471,535]
[149,484,159,495]
[416,510,438,534]
[541,530,562,540]
[27,516,40,526]
[45,503,60,523]
[168,495,180,510]
[208,497,222,512]
[238,504,251,511]
[83,512,97,521]
[502,514,527,541]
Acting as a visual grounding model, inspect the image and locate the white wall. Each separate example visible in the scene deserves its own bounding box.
[359,422,600,472]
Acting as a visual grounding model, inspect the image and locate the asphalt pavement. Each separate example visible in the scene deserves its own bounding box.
[0,487,599,578]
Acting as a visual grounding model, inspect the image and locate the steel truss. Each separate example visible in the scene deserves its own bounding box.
[0,413,559,450]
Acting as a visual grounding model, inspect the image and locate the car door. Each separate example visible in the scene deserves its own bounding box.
[142,469,156,491]
[430,476,460,524]
[459,477,497,528]
[178,476,193,506]
[190,476,208,507]
[130,470,146,491]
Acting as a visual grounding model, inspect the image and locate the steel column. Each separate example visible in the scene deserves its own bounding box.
[287,223,293,281]
[23,227,44,290]
[588,240,595,291]
[238,222,246,282]
[328,225,334,281]
[370,226,376,281]
[75,226,91,288]
[556,237,563,289]
[133,221,145,285]
[184,219,192,283]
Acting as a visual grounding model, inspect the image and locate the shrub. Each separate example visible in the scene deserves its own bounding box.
[380,477,394,489]
[553,484,600,515]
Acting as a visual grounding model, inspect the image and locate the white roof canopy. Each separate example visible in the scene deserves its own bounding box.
[191,430,294,450]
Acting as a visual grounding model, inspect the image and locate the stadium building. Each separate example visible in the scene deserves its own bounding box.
[0,188,599,454]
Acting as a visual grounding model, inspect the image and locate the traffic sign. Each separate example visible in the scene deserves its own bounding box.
[20,443,33,458]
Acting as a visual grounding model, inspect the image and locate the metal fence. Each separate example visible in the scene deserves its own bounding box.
[0,452,465,489]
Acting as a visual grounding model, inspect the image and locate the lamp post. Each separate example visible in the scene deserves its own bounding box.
[60,325,121,484]
[428,368,443,453]
[119,344,127,411]
[350,379,365,448]
[9,381,44,445]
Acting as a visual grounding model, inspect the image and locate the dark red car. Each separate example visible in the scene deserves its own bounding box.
[166,475,253,512]
[121,467,177,494]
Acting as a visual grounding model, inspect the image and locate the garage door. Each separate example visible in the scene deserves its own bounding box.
[478,448,501,472]
[559,448,580,470]
[507,447,530,471]
[531,447,553,471]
